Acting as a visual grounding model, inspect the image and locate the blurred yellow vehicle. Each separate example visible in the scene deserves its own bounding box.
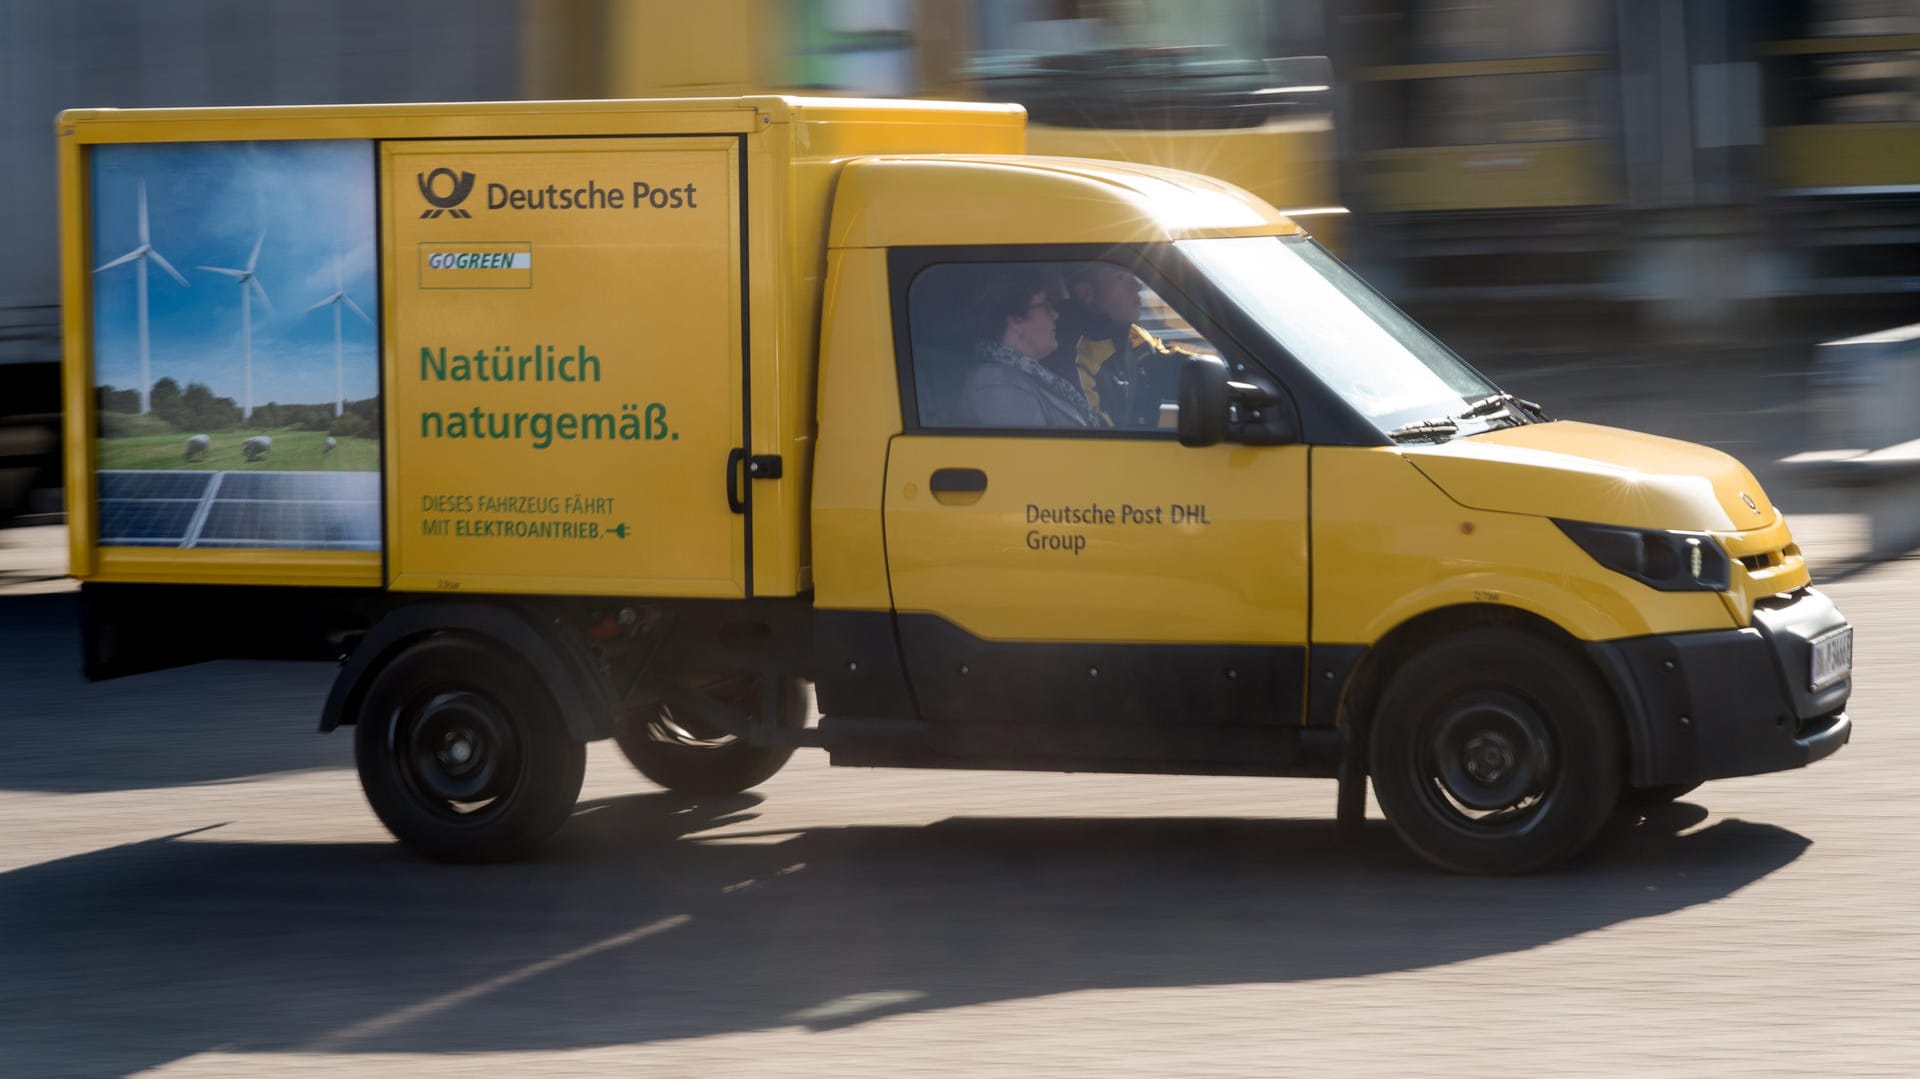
[531,0,1344,245]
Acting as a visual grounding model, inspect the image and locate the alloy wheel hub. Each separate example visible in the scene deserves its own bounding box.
[1463,732,1517,785]
[1429,698,1552,814]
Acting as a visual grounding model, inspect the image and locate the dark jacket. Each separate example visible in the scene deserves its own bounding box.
[1047,300,1185,429]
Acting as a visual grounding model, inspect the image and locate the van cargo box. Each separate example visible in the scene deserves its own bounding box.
[59,97,1025,598]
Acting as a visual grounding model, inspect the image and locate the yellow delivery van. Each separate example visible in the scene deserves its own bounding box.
[57,97,1851,874]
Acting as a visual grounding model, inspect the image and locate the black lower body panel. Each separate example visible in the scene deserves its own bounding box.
[81,581,379,680]
[894,613,1304,727]
[820,716,1342,778]
[1588,587,1852,787]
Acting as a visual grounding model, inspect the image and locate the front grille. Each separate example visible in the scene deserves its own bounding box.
[1740,543,1800,573]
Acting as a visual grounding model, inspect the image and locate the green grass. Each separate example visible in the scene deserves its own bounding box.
[97,429,380,472]
[96,412,179,439]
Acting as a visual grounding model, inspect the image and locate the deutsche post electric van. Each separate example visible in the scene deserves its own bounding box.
[58,97,1851,873]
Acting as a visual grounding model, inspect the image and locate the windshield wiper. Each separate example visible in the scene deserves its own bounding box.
[1387,393,1547,443]
[1458,392,1546,422]
[1386,418,1459,442]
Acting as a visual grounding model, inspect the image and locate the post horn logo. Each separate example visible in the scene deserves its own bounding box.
[418,168,477,219]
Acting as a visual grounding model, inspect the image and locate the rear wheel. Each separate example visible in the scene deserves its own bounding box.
[1368,628,1621,874]
[614,674,807,796]
[354,635,585,862]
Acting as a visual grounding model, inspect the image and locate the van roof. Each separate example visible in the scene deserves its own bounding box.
[57,95,1025,139]
[827,155,1302,248]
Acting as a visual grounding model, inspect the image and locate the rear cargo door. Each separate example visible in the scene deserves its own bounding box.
[383,137,748,597]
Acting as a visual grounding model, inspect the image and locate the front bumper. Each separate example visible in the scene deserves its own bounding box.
[1589,587,1852,787]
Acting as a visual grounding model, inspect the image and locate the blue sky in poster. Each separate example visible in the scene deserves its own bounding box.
[90,140,378,407]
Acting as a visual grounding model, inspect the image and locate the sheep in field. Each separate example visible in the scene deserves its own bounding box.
[322,436,337,455]
[184,434,210,461]
[241,435,272,462]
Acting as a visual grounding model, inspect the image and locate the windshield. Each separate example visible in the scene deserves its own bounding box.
[1175,235,1497,433]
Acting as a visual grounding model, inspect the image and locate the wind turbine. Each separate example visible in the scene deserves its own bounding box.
[305,257,374,416]
[93,181,189,415]
[198,234,274,422]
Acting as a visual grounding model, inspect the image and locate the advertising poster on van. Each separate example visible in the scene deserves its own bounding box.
[89,140,380,550]
[384,137,743,597]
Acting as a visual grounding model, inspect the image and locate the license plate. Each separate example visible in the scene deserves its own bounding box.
[1810,627,1853,691]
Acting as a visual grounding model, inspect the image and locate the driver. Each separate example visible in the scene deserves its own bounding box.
[1046,263,1189,429]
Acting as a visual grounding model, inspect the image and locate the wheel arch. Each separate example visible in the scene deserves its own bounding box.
[1338,603,1631,764]
[321,602,617,743]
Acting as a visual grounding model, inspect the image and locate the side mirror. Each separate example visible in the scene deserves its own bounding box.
[1178,354,1232,447]
[1178,353,1299,448]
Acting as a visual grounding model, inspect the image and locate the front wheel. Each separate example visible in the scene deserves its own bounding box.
[354,635,586,862]
[1368,628,1621,875]
[613,674,808,796]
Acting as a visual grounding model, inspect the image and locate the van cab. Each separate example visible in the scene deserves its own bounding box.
[59,96,1850,874]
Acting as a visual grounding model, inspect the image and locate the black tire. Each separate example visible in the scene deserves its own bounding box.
[1619,781,1702,811]
[1368,628,1622,875]
[354,634,586,863]
[613,674,807,796]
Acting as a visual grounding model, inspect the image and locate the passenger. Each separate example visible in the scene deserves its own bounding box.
[1048,262,1187,428]
[957,268,1106,429]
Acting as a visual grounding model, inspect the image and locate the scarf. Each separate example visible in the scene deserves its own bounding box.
[975,340,1107,428]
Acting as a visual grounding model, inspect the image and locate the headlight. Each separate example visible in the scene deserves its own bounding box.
[1553,519,1731,592]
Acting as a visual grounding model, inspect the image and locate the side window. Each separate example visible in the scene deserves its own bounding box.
[906,259,1222,434]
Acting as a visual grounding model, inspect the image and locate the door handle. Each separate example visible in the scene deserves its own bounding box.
[929,468,987,494]
[928,467,987,506]
[725,447,747,514]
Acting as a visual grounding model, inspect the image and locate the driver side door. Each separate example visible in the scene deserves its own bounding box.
[881,255,1309,764]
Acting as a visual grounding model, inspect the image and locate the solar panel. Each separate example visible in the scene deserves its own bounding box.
[96,469,381,551]
[97,471,215,501]
[215,471,378,502]
[195,496,381,549]
[195,470,379,549]
[97,498,201,545]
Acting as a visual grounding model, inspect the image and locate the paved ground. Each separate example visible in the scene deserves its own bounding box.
[0,525,69,596]
[0,552,1915,1077]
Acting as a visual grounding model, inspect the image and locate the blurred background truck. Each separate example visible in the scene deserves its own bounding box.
[5,0,1917,523]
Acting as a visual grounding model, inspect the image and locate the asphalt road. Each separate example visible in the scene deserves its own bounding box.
[1,528,1917,1077]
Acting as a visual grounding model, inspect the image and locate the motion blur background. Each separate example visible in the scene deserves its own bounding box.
[4,0,1918,526]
